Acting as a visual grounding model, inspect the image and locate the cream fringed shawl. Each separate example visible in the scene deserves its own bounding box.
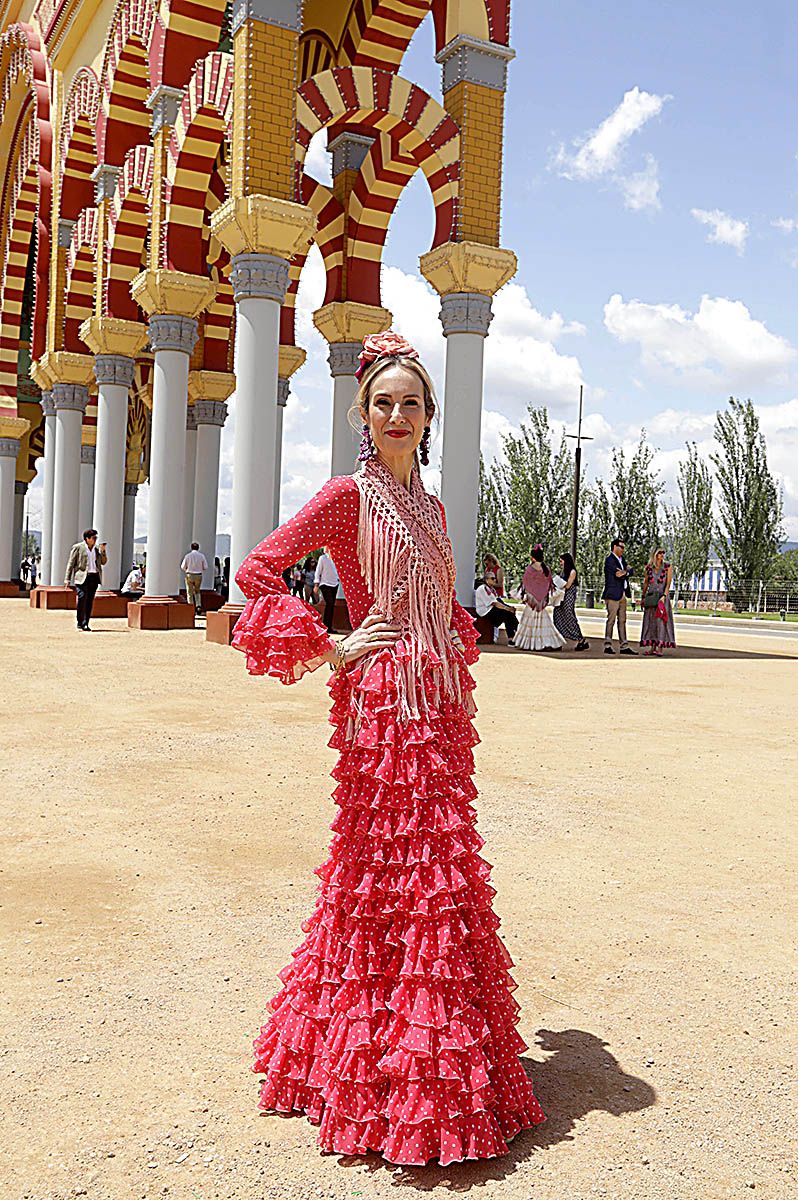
[354,457,462,722]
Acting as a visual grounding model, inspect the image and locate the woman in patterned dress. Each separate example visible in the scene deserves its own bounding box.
[553,552,589,651]
[232,332,545,1166]
[640,548,676,656]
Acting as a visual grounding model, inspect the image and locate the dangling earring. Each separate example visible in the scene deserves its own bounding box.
[419,426,431,466]
[358,422,375,461]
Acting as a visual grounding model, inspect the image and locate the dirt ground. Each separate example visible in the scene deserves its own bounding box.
[1,599,796,1200]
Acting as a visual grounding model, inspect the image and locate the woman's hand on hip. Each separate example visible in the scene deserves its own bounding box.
[340,613,402,664]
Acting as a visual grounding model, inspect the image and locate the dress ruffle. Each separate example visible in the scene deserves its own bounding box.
[232,593,333,684]
[252,649,545,1165]
[450,600,481,665]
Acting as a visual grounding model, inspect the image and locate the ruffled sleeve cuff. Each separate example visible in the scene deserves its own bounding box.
[450,598,480,665]
[232,593,334,685]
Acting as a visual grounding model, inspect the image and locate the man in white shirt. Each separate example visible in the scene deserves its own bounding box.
[475,571,518,644]
[314,548,340,632]
[180,542,208,611]
[121,565,145,597]
[64,529,107,631]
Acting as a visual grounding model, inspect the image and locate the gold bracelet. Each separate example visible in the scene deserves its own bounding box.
[333,640,347,674]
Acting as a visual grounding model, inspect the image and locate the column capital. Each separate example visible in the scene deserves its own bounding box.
[80,444,96,466]
[188,370,236,403]
[94,355,136,388]
[313,300,393,345]
[436,34,515,94]
[40,391,55,417]
[15,479,28,495]
[186,406,198,432]
[328,342,361,378]
[52,384,90,413]
[439,293,494,338]
[131,269,216,319]
[124,481,139,497]
[277,378,290,407]
[278,344,306,380]
[193,399,228,427]
[328,132,375,177]
[0,437,20,458]
[420,242,517,298]
[210,195,315,261]
[232,0,302,33]
[146,84,184,136]
[91,163,121,204]
[80,316,147,359]
[57,218,75,248]
[0,415,30,441]
[229,253,290,304]
[32,350,95,389]
[147,314,199,356]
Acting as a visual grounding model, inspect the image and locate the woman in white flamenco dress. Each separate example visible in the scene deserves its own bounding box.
[514,547,566,652]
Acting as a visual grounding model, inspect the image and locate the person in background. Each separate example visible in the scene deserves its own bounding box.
[514,545,565,651]
[222,557,230,600]
[640,547,676,656]
[181,542,208,611]
[121,564,145,598]
[302,555,317,603]
[554,552,589,651]
[475,570,518,644]
[31,558,39,587]
[291,564,304,597]
[19,557,29,587]
[602,537,636,656]
[214,556,222,591]
[64,528,107,631]
[314,548,340,632]
[483,552,505,597]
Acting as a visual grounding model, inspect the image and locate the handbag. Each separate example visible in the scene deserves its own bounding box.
[643,589,660,608]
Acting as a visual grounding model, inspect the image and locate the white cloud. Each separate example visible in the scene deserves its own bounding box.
[771,217,797,234]
[552,87,670,212]
[691,207,749,254]
[303,129,331,186]
[604,293,795,386]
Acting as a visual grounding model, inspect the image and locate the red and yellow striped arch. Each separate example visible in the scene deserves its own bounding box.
[59,69,100,222]
[165,50,233,274]
[96,0,157,167]
[107,144,153,321]
[64,208,98,353]
[296,67,459,250]
[346,131,417,306]
[282,175,345,341]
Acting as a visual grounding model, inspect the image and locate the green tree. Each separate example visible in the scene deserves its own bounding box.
[499,407,573,584]
[778,548,798,583]
[664,443,713,594]
[476,454,506,575]
[608,432,663,576]
[711,397,784,608]
[579,478,613,587]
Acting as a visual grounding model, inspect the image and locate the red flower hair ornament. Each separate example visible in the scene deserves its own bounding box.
[355,330,419,381]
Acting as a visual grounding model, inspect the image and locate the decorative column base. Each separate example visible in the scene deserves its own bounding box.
[127,596,196,630]
[205,603,244,645]
[30,585,77,610]
[0,581,24,597]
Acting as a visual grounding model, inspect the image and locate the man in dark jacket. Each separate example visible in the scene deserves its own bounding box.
[602,537,636,655]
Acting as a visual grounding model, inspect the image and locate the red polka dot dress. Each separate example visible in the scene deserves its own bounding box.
[233,474,545,1165]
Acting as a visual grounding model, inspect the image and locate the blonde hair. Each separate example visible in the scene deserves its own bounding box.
[348,355,437,432]
[647,547,666,570]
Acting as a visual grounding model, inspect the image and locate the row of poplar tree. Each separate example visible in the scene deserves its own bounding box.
[476,397,793,605]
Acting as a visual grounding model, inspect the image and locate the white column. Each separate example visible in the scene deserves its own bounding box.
[228,254,288,604]
[274,378,288,527]
[0,438,20,582]
[121,482,137,576]
[144,314,197,597]
[328,342,361,477]
[93,354,134,591]
[51,384,89,586]
[193,399,227,590]
[78,444,96,537]
[439,294,494,607]
[39,392,56,584]
[12,480,26,578]
[182,405,197,557]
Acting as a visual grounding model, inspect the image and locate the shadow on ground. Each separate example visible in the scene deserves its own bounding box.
[331,1028,656,1193]
[482,638,795,661]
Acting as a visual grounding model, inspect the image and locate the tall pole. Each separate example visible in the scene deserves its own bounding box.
[566,385,592,564]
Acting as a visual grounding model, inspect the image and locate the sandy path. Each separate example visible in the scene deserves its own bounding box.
[1,600,796,1200]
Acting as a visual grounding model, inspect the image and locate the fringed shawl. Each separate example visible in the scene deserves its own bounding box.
[355,457,460,722]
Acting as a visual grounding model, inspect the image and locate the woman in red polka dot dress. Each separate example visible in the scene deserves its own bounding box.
[233,331,545,1166]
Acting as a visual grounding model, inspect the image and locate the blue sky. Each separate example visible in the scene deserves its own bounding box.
[29,5,798,545]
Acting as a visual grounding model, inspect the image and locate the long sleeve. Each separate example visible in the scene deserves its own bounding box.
[232,476,358,684]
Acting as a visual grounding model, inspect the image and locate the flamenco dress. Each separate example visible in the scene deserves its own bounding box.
[232,462,545,1165]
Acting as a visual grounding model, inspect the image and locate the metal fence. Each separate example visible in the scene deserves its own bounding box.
[573,577,798,616]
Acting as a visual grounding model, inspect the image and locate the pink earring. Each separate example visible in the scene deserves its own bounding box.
[358,423,375,461]
[419,426,431,466]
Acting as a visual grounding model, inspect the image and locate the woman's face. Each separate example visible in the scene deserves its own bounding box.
[655,551,664,568]
[366,365,427,462]
[560,557,565,572]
